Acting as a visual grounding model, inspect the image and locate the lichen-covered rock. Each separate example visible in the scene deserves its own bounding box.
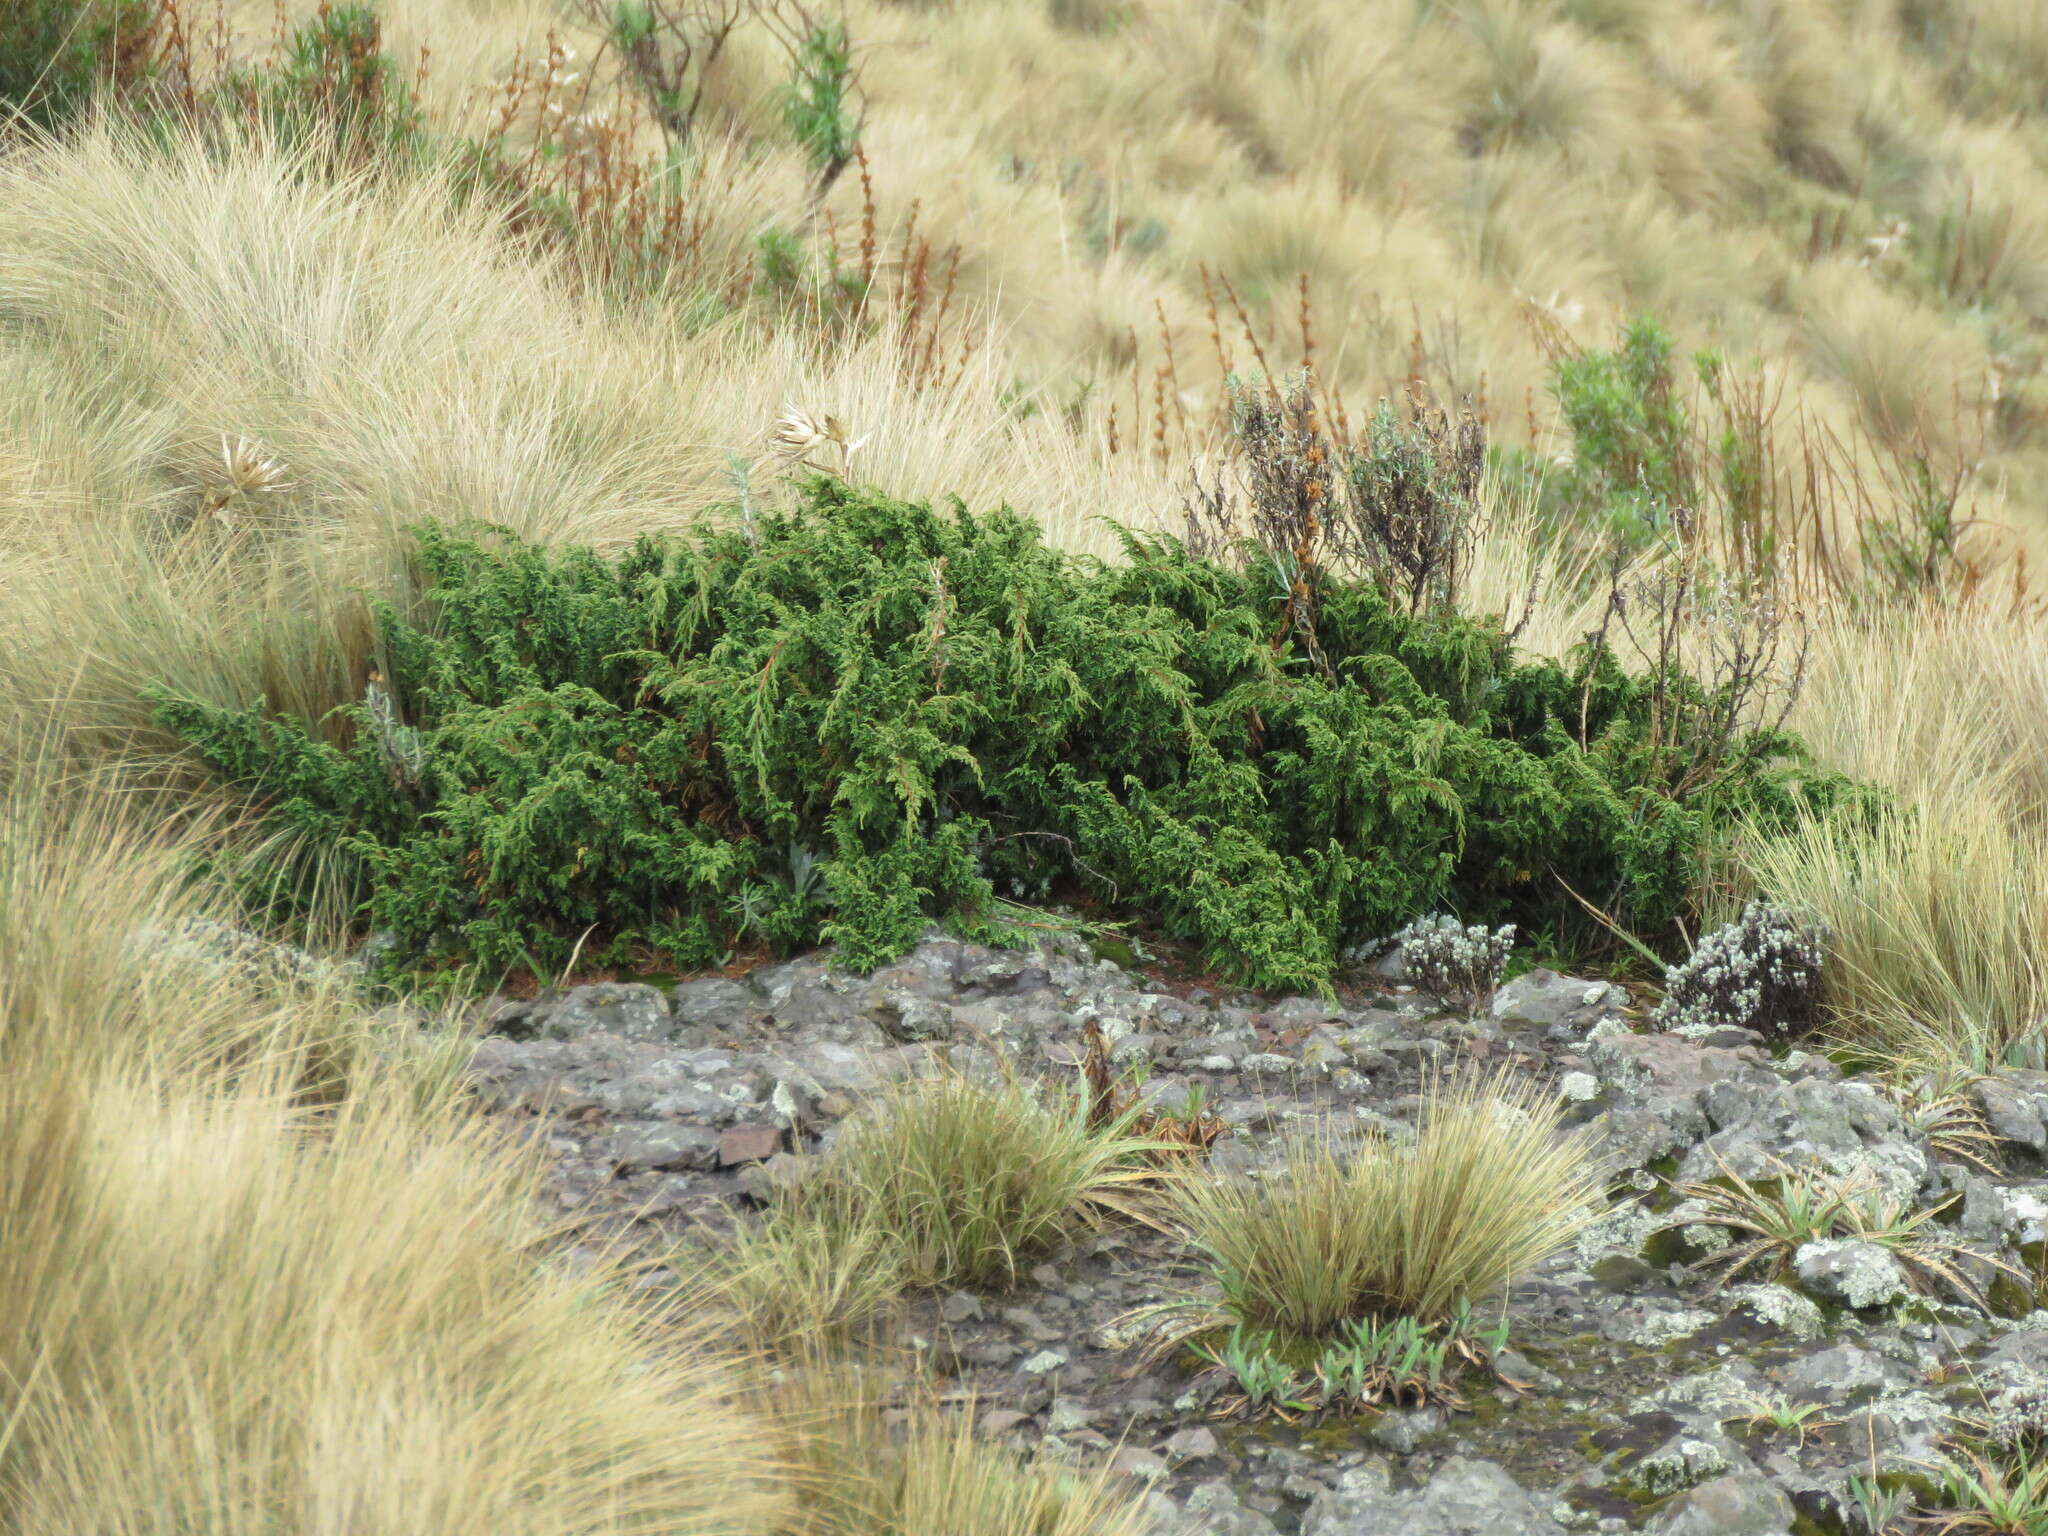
[1626,1430,1738,1497]
[1178,1479,1283,1536]
[1782,1342,1914,1404]
[1629,1362,1771,1420]
[1974,1071,2048,1156]
[132,915,358,992]
[1724,1284,1826,1341]
[1301,1457,1564,1536]
[1792,1240,1910,1310]
[1644,1473,1795,1535]
[1679,1077,1933,1204]
[1490,969,1627,1033]
[605,1122,721,1171]
[494,982,677,1044]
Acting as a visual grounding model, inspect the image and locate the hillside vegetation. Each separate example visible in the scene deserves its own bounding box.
[3,0,2048,1530]
[279,0,2048,531]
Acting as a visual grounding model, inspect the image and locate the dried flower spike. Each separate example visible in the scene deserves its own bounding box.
[219,434,292,497]
[771,405,868,472]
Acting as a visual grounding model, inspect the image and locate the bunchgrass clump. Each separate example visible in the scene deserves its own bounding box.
[798,1065,1163,1292]
[0,777,790,1536]
[685,1176,912,1359]
[1735,804,2048,1068]
[1169,1069,1601,1341]
[781,1368,1155,1536]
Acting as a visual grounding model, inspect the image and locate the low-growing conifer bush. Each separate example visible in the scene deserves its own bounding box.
[155,478,1853,988]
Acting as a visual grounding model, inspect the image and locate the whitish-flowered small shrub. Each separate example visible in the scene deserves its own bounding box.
[1985,1381,2048,1458]
[1394,915,1515,1010]
[1651,901,1825,1041]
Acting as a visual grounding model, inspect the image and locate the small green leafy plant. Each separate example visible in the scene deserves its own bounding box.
[1193,1303,1509,1420]
[780,19,859,192]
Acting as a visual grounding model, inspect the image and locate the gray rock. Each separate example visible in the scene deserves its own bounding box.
[1367,1404,1446,1452]
[1626,1430,1739,1497]
[1107,1446,1167,1482]
[669,976,764,1034]
[1630,1362,1770,1419]
[1180,1480,1282,1536]
[132,915,358,993]
[1723,1284,1826,1340]
[1782,1343,1913,1404]
[1679,1077,1932,1203]
[1164,1425,1221,1462]
[1975,1076,2048,1154]
[1838,1390,1951,1463]
[1644,1474,1794,1536]
[1301,1456,1564,1536]
[606,1122,720,1170]
[542,983,676,1043]
[735,1151,811,1203]
[1983,1327,2048,1374]
[1587,1033,1770,1099]
[1491,969,1626,1032]
[1793,1239,1910,1310]
[867,987,953,1041]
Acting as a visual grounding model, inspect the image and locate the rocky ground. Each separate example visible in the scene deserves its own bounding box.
[458,930,2048,1536]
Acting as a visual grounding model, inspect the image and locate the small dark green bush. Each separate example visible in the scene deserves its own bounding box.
[228,2,424,166]
[780,20,859,193]
[0,0,157,131]
[153,480,1855,988]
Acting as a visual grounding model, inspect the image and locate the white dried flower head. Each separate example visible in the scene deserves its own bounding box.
[1528,290,1584,330]
[1650,902,1826,1041]
[772,405,869,471]
[219,434,291,496]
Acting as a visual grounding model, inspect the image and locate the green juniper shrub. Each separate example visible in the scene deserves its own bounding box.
[152,478,1857,989]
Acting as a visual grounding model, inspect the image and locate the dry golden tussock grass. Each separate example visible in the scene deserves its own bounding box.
[1165,1068,1602,1342]
[0,776,793,1535]
[193,0,2048,527]
[0,118,1187,780]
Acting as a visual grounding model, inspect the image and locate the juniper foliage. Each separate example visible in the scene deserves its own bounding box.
[153,480,1855,989]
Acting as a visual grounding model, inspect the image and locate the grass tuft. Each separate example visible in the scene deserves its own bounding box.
[1170,1068,1601,1340]
[812,1065,1165,1292]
